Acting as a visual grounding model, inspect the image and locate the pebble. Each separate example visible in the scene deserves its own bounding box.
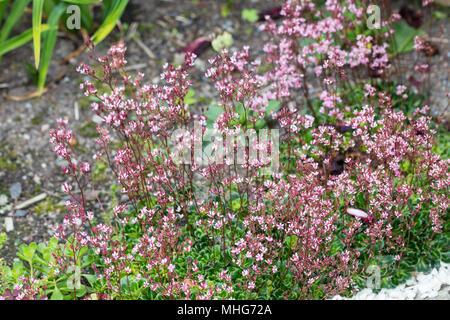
[0,194,7,206]
[33,175,41,184]
[92,115,103,124]
[4,217,14,232]
[333,262,450,300]
[40,124,50,132]
[9,183,22,200]
[173,53,185,65]
[13,210,28,217]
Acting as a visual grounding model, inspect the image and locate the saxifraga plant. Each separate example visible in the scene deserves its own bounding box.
[0,0,448,300]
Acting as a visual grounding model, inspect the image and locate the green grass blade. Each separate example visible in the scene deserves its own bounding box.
[79,4,93,31]
[0,0,11,26]
[0,24,49,56]
[38,3,66,94]
[32,0,45,68]
[61,0,100,4]
[92,0,128,44]
[43,0,56,16]
[101,0,114,21]
[0,0,31,43]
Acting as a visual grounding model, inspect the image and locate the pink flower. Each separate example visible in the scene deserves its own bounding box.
[80,162,90,173]
[396,85,407,96]
[61,182,71,193]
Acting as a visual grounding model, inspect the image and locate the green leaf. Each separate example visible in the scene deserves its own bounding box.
[61,0,99,4]
[50,287,64,300]
[241,9,258,23]
[40,248,53,263]
[379,255,395,267]
[0,0,11,26]
[37,242,46,253]
[38,2,66,94]
[0,232,6,250]
[48,237,58,249]
[236,102,246,124]
[285,235,298,249]
[92,0,129,44]
[265,100,281,116]
[392,21,424,55]
[433,11,447,20]
[212,32,233,52]
[75,285,87,297]
[330,239,345,255]
[83,274,98,286]
[0,0,30,44]
[221,4,231,18]
[101,0,114,21]
[79,4,93,31]
[205,104,223,124]
[12,261,26,279]
[254,118,266,130]
[23,246,36,262]
[0,25,50,56]
[184,88,197,105]
[43,0,55,16]
[32,0,45,68]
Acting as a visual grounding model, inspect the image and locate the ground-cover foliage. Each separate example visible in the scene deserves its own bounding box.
[0,0,448,300]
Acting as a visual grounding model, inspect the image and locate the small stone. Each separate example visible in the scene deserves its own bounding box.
[405,277,417,286]
[41,124,50,132]
[85,190,99,201]
[14,210,28,217]
[33,175,41,184]
[0,194,7,206]
[9,183,22,200]
[221,20,233,30]
[173,53,185,65]
[56,158,69,168]
[194,59,206,71]
[92,115,103,124]
[4,217,14,232]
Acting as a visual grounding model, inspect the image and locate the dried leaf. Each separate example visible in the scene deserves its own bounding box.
[180,37,211,56]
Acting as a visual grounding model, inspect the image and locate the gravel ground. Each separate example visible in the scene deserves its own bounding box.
[333,263,450,300]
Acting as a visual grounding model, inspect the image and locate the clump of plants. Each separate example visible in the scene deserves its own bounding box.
[1,0,448,300]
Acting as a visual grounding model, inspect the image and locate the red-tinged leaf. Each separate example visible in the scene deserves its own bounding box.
[258,6,282,21]
[422,41,439,57]
[400,5,424,29]
[408,76,421,87]
[180,37,211,56]
[330,154,345,176]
